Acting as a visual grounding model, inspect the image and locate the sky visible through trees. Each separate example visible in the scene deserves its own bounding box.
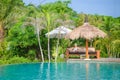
[23,0,120,17]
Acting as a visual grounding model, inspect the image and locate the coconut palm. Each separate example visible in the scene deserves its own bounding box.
[0,0,24,41]
[24,16,45,62]
[45,12,51,63]
[23,4,46,62]
[0,0,25,57]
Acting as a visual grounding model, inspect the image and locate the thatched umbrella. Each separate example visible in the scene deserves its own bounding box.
[65,22,107,59]
[45,26,72,38]
[45,26,72,62]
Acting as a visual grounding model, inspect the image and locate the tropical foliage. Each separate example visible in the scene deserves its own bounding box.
[0,0,120,64]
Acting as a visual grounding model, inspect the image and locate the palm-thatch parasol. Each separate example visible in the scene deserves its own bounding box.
[65,22,107,59]
[45,26,72,38]
[45,26,72,62]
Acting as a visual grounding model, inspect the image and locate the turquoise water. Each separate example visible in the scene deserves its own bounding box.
[0,62,120,80]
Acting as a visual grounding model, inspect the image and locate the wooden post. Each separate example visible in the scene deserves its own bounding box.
[86,39,89,59]
[66,49,69,60]
[96,50,100,59]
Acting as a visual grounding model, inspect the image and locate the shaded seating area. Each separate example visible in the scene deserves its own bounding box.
[66,47,100,60]
[65,19,107,59]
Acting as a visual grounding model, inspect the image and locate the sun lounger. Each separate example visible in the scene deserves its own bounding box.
[66,47,100,60]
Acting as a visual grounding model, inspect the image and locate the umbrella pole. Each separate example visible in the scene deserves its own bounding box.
[55,32,60,62]
[55,38,59,62]
[86,39,89,59]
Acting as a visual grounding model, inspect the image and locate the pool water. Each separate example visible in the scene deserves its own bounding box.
[0,62,120,80]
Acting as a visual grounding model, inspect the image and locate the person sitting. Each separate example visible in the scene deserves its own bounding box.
[73,43,78,52]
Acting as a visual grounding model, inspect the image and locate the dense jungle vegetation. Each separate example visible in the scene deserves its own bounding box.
[0,0,120,64]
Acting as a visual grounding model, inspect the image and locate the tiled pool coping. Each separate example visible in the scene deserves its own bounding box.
[67,58,120,63]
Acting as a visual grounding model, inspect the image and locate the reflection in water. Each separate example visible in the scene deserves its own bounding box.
[86,63,89,80]
[97,63,100,79]
[55,63,58,79]
[0,62,120,80]
[39,63,59,80]
[39,62,44,79]
[0,66,4,77]
[85,63,100,80]
[47,63,50,80]
[39,63,51,80]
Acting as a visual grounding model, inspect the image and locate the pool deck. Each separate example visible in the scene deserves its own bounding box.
[67,58,120,63]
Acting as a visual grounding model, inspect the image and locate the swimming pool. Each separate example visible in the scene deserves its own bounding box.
[0,62,120,80]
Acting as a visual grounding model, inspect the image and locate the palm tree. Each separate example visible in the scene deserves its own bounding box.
[34,17,45,62]
[24,16,45,62]
[54,13,74,62]
[23,4,46,62]
[0,0,25,56]
[45,12,51,63]
[43,11,60,62]
[111,40,120,57]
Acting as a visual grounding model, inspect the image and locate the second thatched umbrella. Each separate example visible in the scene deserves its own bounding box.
[65,22,107,59]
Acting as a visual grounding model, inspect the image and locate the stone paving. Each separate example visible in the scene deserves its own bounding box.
[67,58,120,63]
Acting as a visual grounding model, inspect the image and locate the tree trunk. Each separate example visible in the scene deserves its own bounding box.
[48,33,50,63]
[55,30,60,62]
[106,45,111,57]
[46,12,51,62]
[55,37,59,62]
[0,22,4,42]
[37,29,44,62]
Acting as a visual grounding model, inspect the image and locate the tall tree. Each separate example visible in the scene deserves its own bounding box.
[44,11,51,62]
[39,0,76,62]
[24,5,45,62]
[0,0,24,39]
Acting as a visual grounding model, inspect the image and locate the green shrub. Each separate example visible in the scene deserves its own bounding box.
[0,60,4,65]
[57,57,65,62]
[8,56,31,64]
[0,59,8,65]
[32,59,39,62]
[100,52,108,58]
[28,50,36,60]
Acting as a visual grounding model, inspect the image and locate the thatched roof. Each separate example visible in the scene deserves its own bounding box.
[65,22,107,40]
